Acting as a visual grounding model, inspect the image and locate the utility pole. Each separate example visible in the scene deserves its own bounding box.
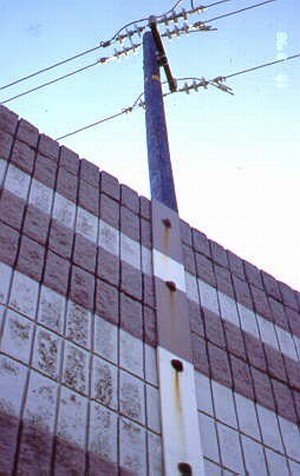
[143,20,178,212]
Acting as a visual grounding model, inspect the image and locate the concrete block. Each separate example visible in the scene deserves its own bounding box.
[145,344,158,387]
[234,393,261,441]
[288,460,300,475]
[195,253,215,286]
[0,261,12,304]
[0,158,7,185]
[98,219,119,257]
[49,219,74,259]
[278,415,300,461]
[70,265,95,310]
[89,401,118,466]
[34,153,57,188]
[119,416,147,476]
[57,385,88,446]
[230,355,254,400]
[5,163,30,200]
[185,272,199,303]
[120,293,143,340]
[97,247,119,287]
[38,285,66,333]
[276,325,298,360]
[212,380,238,428]
[76,206,98,242]
[32,327,62,379]
[141,245,152,275]
[148,431,163,476]
[94,314,118,364]
[203,459,222,475]
[66,301,91,349]
[100,171,120,201]
[55,386,88,474]
[95,278,119,326]
[198,412,220,463]
[0,355,27,474]
[29,178,53,214]
[23,370,57,428]
[241,434,268,475]
[121,232,141,270]
[218,291,240,326]
[120,206,139,241]
[2,310,34,364]
[203,308,226,349]
[0,188,26,230]
[9,270,39,318]
[120,370,145,425]
[256,314,279,349]
[217,422,244,474]
[92,355,118,410]
[146,384,161,434]
[17,370,58,474]
[265,448,290,476]
[256,404,284,453]
[0,354,27,415]
[198,279,219,315]
[120,328,143,378]
[238,303,259,337]
[38,134,59,162]
[78,180,99,216]
[63,342,90,395]
[195,370,214,416]
[52,192,76,229]
[121,260,142,300]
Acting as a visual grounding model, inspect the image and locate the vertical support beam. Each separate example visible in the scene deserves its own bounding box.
[143,31,178,212]
[151,200,205,475]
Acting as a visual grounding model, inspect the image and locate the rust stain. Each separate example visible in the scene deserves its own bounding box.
[174,370,182,415]
[162,226,171,254]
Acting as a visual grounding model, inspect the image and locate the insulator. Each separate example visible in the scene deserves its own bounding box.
[171,10,178,22]
[184,82,190,94]
[132,24,140,37]
[174,25,180,36]
[162,14,169,26]
[182,22,190,33]
[182,8,188,20]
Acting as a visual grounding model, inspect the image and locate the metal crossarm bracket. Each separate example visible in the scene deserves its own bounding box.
[148,16,177,92]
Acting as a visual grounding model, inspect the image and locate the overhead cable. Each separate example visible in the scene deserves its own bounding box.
[56,52,299,141]
[0,0,238,92]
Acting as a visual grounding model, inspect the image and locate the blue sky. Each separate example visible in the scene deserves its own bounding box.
[1,0,299,289]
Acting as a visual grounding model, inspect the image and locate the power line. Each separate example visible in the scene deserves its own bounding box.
[1,61,99,105]
[56,109,134,141]
[224,53,300,79]
[1,0,276,105]
[203,0,276,25]
[56,52,299,141]
[0,0,237,93]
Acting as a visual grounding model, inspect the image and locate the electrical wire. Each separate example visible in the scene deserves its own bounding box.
[1,0,276,105]
[224,52,300,79]
[0,46,101,92]
[199,0,276,26]
[0,0,238,93]
[1,61,99,105]
[56,110,131,141]
[176,52,300,85]
[56,92,144,141]
[55,52,299,141]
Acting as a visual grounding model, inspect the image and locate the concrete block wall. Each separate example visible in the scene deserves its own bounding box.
[0,104,299,475]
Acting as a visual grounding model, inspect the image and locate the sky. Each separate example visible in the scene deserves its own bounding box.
[1,0,299,290]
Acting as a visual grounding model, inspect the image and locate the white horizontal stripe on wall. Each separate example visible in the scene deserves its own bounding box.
[0,159,299,362]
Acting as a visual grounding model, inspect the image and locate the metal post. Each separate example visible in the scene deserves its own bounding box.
[143,31,178,212]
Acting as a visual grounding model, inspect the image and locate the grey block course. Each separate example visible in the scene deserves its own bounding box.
[92,355,118,410]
